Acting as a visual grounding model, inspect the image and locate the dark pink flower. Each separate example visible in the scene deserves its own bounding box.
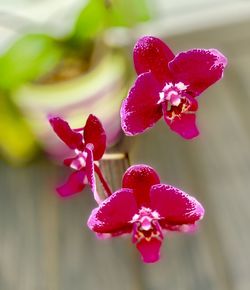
[121,36,227,139]
[88,164,204,263]
[49,114,106,203]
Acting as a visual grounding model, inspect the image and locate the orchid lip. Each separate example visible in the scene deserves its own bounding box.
[131,207,163,244]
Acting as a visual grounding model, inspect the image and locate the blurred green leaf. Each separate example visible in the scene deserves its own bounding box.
[107,0,150,27]
[0,93,37,164]
[71,0,107,44]
[71,0,150,44]
[0,34,63,90]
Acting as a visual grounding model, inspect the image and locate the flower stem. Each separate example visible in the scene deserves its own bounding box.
[102,153,127,160]
[94,163,113,197]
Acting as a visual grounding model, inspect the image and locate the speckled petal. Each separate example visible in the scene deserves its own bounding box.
[122,164,160,207]
[87,189,138,233]
[49,116,84,150]
[56,170,86,197]
[169,49,227,96]
[134,36,174,84]
[121,72,162,136]
[150,184,204,225]
[84,114,106,160]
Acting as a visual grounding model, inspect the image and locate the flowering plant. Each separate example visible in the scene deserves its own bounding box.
[49,114,111,203]
[49,35,227,263]
[88,164,204,263]
[121,36,227,139]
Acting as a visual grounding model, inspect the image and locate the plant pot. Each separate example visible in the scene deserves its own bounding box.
[12,52,128,160]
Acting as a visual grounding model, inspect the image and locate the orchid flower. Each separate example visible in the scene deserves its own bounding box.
[121,36,227,139]
[88,164,204,263]
[49,114,111,203]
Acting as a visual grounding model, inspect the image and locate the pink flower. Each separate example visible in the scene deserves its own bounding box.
[121,36,227,139]
[88,164,204,263]
[49,114,106,203]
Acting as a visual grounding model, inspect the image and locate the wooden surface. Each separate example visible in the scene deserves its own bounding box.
[1,20,250,290]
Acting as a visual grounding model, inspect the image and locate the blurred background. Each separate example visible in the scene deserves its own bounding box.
[1,0,250,289]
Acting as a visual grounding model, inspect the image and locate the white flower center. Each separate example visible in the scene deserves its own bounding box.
[70,150,88,170]
[158,82,188,106]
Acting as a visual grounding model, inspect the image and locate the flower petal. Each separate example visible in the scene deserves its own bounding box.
[56,170,86,197]
[133,36,174,83]
[121,72,162,136]
[150,184,205,225]
[87,189,137,233]
[169,49,227,96]
[84,114,106,160]
[49,117,84,150]
[122,164,160,207]
[163,110,199,139]
[136,238,162,263]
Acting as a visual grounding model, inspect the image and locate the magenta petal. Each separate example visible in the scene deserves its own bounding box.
[87,189,138,233]
[136,238,162,263]
[49,117,84,150]
[84,114,106,160]
[151,184,205,225]
[56,170,86,197]
[169,49,227,96]
[121,72,162,136]
[163,111,199,139]
[133,36,174,83]
[122,164,160,207]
